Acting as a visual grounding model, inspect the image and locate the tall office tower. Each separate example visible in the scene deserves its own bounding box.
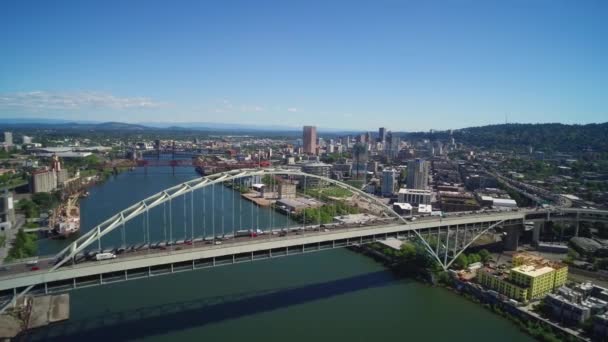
[407,158,429,190]
[378,127,387,143]
[303,126,317,155]
[22,135,33,144]
[390,136,401,159]
[381,168,397,196]
[3,132,13,146]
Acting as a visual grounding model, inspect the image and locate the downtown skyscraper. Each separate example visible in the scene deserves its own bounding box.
[303,125,317,155]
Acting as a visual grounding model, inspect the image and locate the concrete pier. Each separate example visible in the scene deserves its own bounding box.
[0,294,69,339]
[241,192,273,207]
[0,314,21,340]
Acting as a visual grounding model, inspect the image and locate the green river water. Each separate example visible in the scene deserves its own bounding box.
[26,165,534,342]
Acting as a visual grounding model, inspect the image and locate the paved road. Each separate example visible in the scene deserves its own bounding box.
[0,210,527,281]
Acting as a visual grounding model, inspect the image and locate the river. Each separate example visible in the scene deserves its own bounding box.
[27,165,534,341]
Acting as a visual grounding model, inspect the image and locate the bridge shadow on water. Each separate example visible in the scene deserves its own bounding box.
[23,270,402,341]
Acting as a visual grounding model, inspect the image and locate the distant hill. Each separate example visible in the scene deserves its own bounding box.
[0,119,150,131]
[94,122,148,130]
[1,118,606,152]
[452,123,608,153]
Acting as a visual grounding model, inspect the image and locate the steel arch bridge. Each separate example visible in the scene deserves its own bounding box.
[2,167,513,310]
[54,167,500,269]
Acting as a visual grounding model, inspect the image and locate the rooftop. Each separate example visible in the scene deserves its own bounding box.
[398,188,432,195]
[511,265,555,277]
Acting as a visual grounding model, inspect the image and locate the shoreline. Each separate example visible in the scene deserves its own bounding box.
[349,243,587,342]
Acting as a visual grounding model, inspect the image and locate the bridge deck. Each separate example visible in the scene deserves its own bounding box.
[0,212,524,292]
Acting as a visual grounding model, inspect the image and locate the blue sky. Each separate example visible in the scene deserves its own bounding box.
[0,0,606,131]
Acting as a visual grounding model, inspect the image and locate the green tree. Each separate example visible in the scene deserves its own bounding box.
[399,242,417,262]
[479,249,491,263]
[468,253,481,264]
[18,199,39,219]
[453,253,469,269]
[32,192,60,211]
[7,229,37,261]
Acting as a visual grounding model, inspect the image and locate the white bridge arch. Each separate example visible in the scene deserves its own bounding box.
[3,167,514,312]
[54,167,448,270]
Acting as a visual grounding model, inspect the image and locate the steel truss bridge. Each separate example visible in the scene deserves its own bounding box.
[1,168,607,312]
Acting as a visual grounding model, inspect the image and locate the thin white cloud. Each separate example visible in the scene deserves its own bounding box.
[287,107,298,112]
[240,105,265,112]
[0,91,167,110]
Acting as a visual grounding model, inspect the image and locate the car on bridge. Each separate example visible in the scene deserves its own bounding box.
[95,253,117,261]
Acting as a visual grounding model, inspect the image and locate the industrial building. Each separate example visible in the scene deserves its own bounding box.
[301,162,331,188]
[398,188,431,205]
[570,237,608,257]
[392,202,412,216]
[278,182,297,199]
[438,191,480,212]
[30,154,70,193]
[31,169,58,193]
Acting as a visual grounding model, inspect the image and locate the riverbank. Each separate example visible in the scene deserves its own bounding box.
[351,242,585,342]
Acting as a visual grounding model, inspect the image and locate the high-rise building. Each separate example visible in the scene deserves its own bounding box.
[407,159,429,190]
[378,127,387,143]
[381,169,397,196]
[0,190,16,228]
[301,162,331,188]
[390,136,401,159]
[22,135,33,144]
[303,126,317,155]
[3,132,13,146]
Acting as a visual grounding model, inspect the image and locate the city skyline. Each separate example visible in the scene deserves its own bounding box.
[1,1,607,130]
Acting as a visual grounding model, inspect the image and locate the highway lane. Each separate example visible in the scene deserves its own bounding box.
[0,210,527,284]
[4,206,604,279]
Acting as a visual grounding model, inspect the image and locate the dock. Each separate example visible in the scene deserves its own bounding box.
[0,294,70,339]
[27,294,70,329]
[241,192,273,207]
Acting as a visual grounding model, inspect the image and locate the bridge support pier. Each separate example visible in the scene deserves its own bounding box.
[503,225,520,251]
[532,222,542,246]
